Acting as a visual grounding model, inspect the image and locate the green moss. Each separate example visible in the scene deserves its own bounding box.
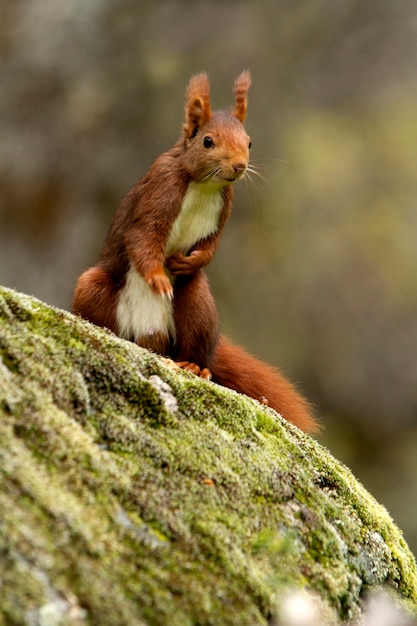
[0,285,417,625]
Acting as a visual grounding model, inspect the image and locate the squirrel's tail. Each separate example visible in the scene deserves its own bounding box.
[210,335,318,433]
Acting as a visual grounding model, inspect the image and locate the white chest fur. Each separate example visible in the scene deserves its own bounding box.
[116,181,223,343]
[116,263,176,342]
[166,181,223,256]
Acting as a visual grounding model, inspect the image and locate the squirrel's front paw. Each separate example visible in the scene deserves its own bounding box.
[145,268,173,298]
[166,250,207,275]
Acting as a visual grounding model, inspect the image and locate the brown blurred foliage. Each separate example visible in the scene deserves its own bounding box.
[1,0,417,552]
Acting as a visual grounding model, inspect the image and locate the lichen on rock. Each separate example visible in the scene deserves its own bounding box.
[0,285,416,626]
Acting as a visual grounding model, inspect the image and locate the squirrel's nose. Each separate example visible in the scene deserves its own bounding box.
[232,162,246,174]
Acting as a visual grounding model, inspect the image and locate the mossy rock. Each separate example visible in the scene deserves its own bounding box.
[0,285,416,626]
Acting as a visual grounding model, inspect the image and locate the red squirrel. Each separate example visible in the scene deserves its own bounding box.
[72,71,317,433]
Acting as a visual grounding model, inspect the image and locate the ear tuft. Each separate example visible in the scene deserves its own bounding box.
[184,73,212,138]
[233,70,251,122]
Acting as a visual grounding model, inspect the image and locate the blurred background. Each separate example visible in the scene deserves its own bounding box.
[1,1,416,554]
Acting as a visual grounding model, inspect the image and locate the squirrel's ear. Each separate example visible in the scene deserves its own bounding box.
[233,70,251,123]
[184,73,212,139]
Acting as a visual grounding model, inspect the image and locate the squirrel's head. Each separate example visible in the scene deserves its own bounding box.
[182,71,252,185]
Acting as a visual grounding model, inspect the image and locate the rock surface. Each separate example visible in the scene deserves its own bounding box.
[0,286,416,625]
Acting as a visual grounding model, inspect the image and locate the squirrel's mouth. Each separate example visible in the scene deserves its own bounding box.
[203,166,246,185]
[222,168,247,183]
[225,171,246,183]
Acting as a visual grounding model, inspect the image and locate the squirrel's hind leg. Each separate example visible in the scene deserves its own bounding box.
[136,331,171,356]
[172,271,219,371]
[72,266,119,333]
[175,361,212,380]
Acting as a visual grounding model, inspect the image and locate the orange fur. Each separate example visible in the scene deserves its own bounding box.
[73,266,119,333]
[72,71,318,433]
[233,70,251,122]
[211,336,318,433]
[184,73,212,139]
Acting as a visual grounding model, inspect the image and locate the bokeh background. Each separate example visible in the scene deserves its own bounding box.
[1,1,417,554]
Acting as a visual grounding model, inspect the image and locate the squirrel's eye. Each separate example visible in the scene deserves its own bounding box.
[203,136,214,148]
[248,140,252,149]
